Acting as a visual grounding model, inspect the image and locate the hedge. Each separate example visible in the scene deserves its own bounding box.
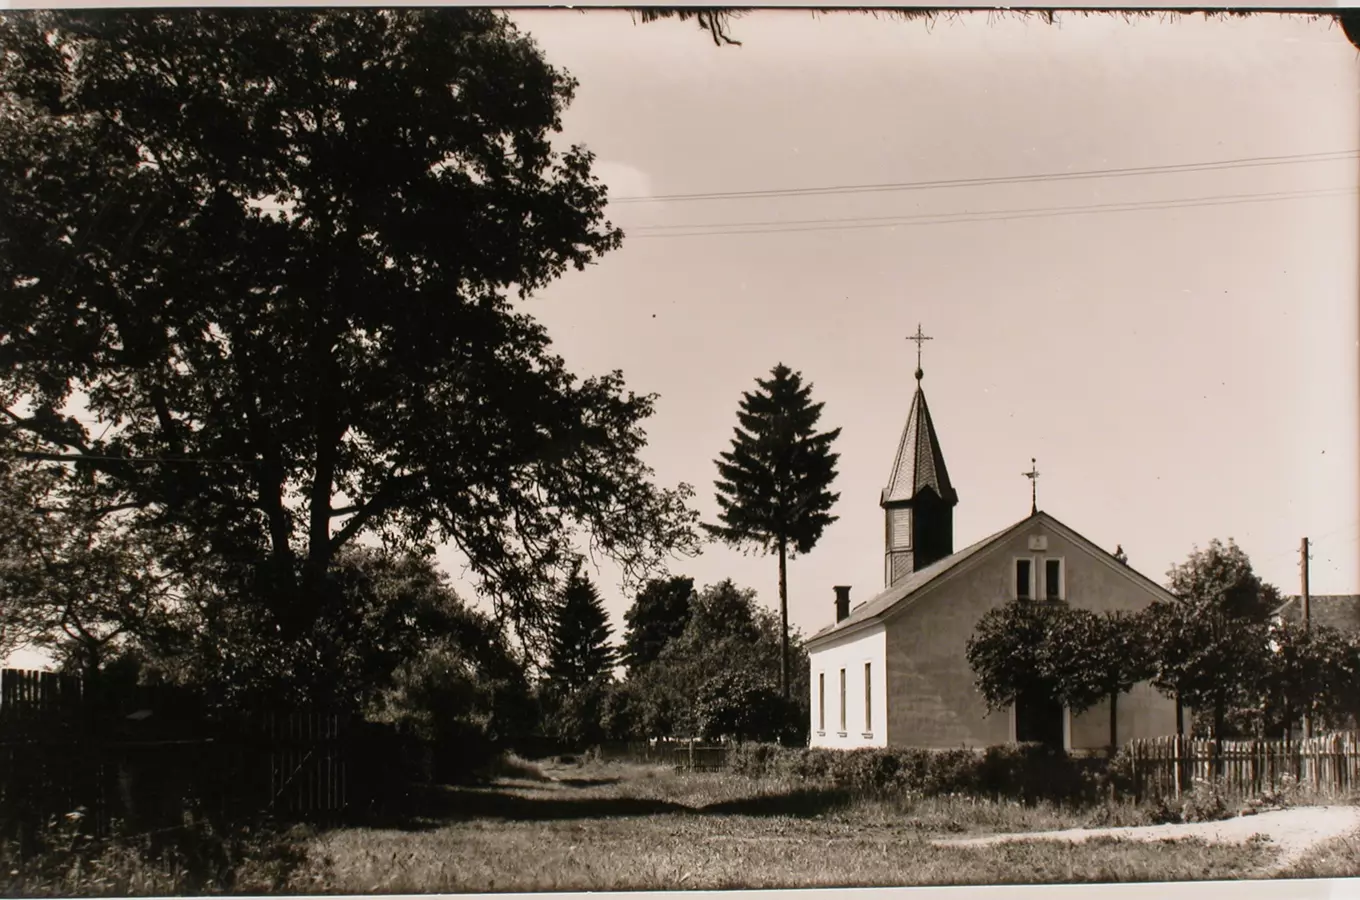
[727,741,1108,804]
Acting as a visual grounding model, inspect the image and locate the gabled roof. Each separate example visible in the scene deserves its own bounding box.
[1274,594,1360,634]
[881,378,956,507]
[806,510,1176,648]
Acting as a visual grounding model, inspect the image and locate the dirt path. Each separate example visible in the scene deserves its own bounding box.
[934,805,1360,873]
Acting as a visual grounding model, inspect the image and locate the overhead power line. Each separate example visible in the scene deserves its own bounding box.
[15,451,258,467]
[623,186,1356,239]
[610,148,1360,205]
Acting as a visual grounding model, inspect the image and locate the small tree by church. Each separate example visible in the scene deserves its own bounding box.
[1049,609,1154,749]
[966,599,1068,739]
[706,364,841,699]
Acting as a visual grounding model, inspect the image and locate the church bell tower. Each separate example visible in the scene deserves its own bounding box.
[881,326,958,588]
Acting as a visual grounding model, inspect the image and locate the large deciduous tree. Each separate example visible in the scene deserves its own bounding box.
[0,9,698,694]
[1149,539,1277,738]
[621,575,695,676]
[706,364,840,699]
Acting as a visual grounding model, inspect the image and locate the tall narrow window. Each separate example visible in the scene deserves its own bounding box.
[818,673,825,731]
[839,668,847,732]
[1045,559,1063,600]
[1016,559,1033,599]
[864,662,873,733]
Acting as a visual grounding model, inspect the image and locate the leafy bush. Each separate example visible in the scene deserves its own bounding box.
[978,743,1109,804]
[1104,745,1137,799]
[696,670,795,743]
[923,748,984,796]
[1257,773,1301,809]
[1180,777,1232,822]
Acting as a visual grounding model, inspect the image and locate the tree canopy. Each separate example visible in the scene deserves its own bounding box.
[0,449,173,675]
[1048,608,1154,748]
[621,579,808,742]
[0,9,698,691]
[621,575,695,676]
[965,599,1067,714]
[1150,539,1280,737]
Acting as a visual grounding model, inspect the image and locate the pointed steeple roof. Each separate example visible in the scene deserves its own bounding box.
[881,371,956,506]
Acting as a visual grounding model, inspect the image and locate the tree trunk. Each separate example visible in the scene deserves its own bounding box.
[778,536,789,700]
[1108,690,1118,752]
[1175,691,1184,737]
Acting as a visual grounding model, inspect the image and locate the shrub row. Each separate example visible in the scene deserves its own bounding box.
[728,742,1109,805]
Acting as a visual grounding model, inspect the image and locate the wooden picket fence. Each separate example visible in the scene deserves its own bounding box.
[0,668,355,839]
[1125,731,1360,801]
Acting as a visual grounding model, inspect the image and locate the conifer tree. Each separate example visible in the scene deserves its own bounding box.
[707,364,841,698]
[545,564,617,693]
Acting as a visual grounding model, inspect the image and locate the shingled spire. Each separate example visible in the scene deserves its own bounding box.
[881,327,958,587]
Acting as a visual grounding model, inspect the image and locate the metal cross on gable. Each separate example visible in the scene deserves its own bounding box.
[1023,458,1040,514]
[907,323,933,375]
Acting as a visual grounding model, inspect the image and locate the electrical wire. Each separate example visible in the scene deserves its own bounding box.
[610,148,1360,205]
[622,186,1356,239]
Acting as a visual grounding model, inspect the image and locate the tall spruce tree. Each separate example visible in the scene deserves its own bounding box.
[706,364,841,698]
[545,564,616,692]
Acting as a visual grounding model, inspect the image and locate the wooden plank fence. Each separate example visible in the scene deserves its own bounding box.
[252,709,348,816]
[1126,732,1360,801]
[0,669,84,722]
[0,668,354,838]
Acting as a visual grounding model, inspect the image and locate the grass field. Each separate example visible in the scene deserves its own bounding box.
[11,757,1355,894]
[294,759,1280,892]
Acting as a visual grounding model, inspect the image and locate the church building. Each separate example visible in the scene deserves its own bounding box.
[805,333,1179,751]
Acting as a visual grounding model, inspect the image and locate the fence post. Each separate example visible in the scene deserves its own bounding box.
[1173,734,1182,799]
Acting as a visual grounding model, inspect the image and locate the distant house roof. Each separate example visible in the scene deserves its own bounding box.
[807,509,1174,648]
[1274,594,1360,634]
[881,376,956,507]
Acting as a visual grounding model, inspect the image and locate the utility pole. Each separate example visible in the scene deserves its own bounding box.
[1301,536,1312,740]
[1301,537,1311,629]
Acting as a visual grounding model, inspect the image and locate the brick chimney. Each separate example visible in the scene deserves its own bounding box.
[834,585,852,623]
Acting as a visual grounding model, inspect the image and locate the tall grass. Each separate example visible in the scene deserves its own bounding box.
[0,815,313,897]
[1277,826,1360,878]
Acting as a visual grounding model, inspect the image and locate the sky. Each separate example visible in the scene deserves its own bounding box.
[5,9,1358,669]
[431,9,1360,645]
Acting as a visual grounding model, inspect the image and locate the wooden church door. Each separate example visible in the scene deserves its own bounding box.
[1014,692,1064,749]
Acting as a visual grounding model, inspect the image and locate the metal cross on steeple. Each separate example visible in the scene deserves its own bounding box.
[1023,458,1040,514]
[907,323,933,380]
